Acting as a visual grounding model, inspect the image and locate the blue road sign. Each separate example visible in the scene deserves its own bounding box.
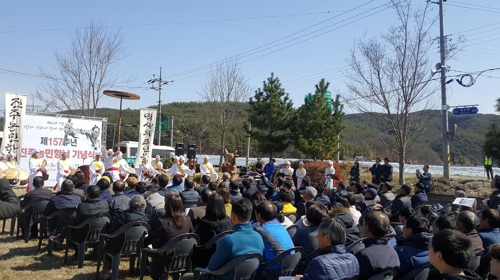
[452,107,478,115]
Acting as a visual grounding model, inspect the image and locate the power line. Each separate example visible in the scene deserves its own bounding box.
[447,3,500,14]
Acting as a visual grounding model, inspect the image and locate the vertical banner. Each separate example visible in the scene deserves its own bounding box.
[1,92,27,163]
[134,108,157,167]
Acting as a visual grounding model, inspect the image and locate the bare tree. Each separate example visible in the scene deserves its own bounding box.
[199,58,251,167]
[344,0,439,185]
[36,20,128,116]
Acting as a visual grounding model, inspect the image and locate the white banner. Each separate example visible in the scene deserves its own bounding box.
[20,115,103,187]
[134,108,157,167]
[1,92,28,163]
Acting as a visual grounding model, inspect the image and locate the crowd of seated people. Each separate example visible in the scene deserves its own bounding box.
[7,170,500,280]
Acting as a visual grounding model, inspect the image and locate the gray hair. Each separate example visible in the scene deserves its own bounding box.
[455,190,467,198]
[318,218,347,245]
[61,179,74,192]
[223,172,230,180]
[129,195,147,212]
[456,210,479,232]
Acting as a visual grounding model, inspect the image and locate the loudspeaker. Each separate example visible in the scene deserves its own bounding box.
[175,143,184,156]
[187,143,196,158]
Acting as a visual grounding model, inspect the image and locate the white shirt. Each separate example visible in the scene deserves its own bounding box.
[199,161,216,175]
[89,159,104,184]
[152,160,163,172]
[136,163,157,181]
[5,160,16,169]
[324,166,335,178]
[279,167,294,178]
[295,167,306,179]
[57,159,72,179]
[165,163,195,178]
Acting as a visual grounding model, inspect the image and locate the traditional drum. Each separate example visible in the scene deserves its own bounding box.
[19,172,29,186]
[5,168,19,186]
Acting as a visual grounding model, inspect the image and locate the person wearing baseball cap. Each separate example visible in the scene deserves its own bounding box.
[358,187,380,212]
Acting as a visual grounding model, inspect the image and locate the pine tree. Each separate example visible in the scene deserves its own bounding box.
[293,79,345,159]
[248,73,294,160]
[484,123,500,160]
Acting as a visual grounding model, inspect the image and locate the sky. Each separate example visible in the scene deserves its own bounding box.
[1,0,499,117]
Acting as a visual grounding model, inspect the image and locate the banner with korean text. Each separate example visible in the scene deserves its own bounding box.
[1,92,28,164]
[20,115,103,186]
[134,108,157,167]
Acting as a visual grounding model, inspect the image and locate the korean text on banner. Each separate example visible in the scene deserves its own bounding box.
[134,108,157,167]
[1,92,28,163]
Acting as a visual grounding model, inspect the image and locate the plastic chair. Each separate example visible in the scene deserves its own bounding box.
[286,225,298,239]
[367,268,395,280]
[16,199,49,242]
[295,248,320,275]
[64,213,111,268]
[475,251,491,279]
[259,247,304,277]
[346,238,365,255]
[38,208,77,255]
[140,233,200,280]
[285,213,297,223]
[197,230,233,250]
[95,221,150,280]
[190,253,262,280]
[398,264,430,280]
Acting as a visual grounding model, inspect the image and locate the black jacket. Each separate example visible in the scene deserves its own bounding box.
[193,215,233,267]
[21,187,53,229]
[428,270,481,280]
[489,189,500,210]
[180,188,199,208]
[350,167,360,182]
[380,164,393,182]
[71,198,109,226]
[391,195,412,216]
[229,190,242,202]
[43,191,81,216]
[243,185,259,200]
[355,238,400,280]
[370,163,382,183]
[104,209,149,253]
[108,192,130,214]
[0,178,20,219]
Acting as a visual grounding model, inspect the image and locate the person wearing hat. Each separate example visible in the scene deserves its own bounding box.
[263,158,276,181]
[103,149,115,174]
[104,151,127,182]
[279,161,294,181]
[165,155,195,186]
[56,151,74,192]
[28,150,45,192]
[369,157,382,184]
[5,153,17,169]
[324,160,335,189]
[89,152,105,185]
[380,158,393,183]
[358,187,380,213]
[153,155,163,173]
[200,155,217,181]
[295,161,307,189]
[136,156,157,182]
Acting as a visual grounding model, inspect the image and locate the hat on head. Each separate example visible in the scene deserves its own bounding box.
[270,158,276,162]
[95,151,102,156]
[303,186,317,198]
[6,153,13,158]
[285,161,291,165]
[365,188,378,198]
[334,213,355,229]
[204,155,209,159]
[142,155,148,159]
[299,161,304,165]
[155,155,160,159]
[179,155,185,162]
[107,149,113,153]
[327,160,333,165]
[61,151,68,156]
[384,157,390,161]
[31,149,39,156]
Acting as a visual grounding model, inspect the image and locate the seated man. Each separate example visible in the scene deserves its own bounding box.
[167,174,183,192]
[455,210,484,255]
[490,243,500,279]
[358,187,379,213]
[253,200,294,280]
[180,178,199,209]
[390,184,412,222]
[188,188,213,229]
[42,179,81,231]
[394,215,432,278]
[303,218,360,280]
[20,176,52,238]
[379,182,395,207]
[296,186,316,219]
[411,183,428,208]
[355,211,400,280]
[0,176,20,220]
[205,198,265,280]
[229,181,242,202]
[428,229,481,280]
[108,180,130,214]
[478,209,500,251]
[70,185,109,242]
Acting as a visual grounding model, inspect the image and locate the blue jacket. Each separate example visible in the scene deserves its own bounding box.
[417,172,432,191]
[478,228,500,251]
[355,238,400,280]
[108,192,130,214]
[411,191,428,208]
[263,163,275,181]
[254,218,294,270]
[394,232,432,278]
[304,244,360,280]
[180,188,199,208]
[315,194,331,206]
[99,189,113,201]
[207,223,264,280]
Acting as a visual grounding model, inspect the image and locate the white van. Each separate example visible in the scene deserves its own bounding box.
[119,141,175,166]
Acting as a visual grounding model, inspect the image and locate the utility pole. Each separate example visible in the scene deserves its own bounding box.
[170,116,174,147]
[148,67,173,146]
[438,0,450,179]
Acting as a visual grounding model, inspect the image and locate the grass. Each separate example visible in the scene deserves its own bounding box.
[0,188,152,280]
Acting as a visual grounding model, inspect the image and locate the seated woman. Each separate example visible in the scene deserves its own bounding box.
[274,201,294,228]
[148,193,194,279]
[280,188,296,215]
[302,218,360,279]
[192,193,233,267]
[394,215,433,278]
[478,208,500,251]
[217,187,232,216]
[292,202,329,255]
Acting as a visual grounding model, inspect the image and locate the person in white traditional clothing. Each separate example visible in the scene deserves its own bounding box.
[200,155,217,181]
[136,156,157,182]
[56,151,74,191]
[115,152,130,181]
[105,150,121,182]
[324,160,335,189]
[6,153,17,169]
[0,152,8,171]
[152,155,164,173]
[279,161,294,180]
[165,155,195,186]
[28,150,45,192]
[89,152,104,185]
[295,161,307,188]
[104,149,114,171]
